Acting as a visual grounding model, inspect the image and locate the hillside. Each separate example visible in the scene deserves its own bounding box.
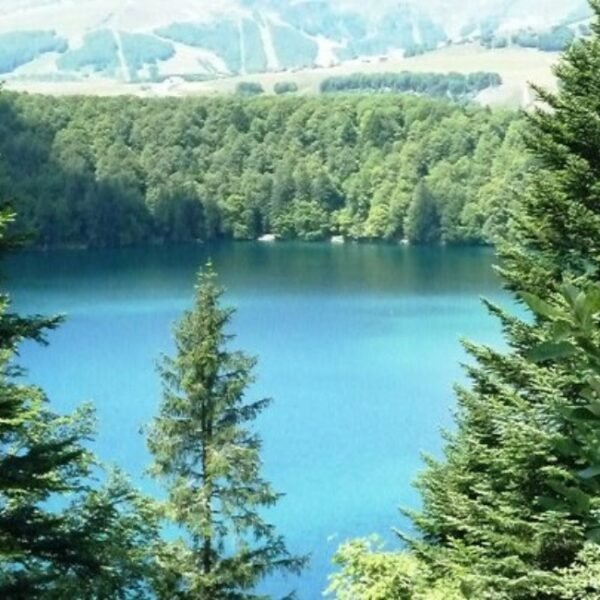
[0,91,522,247]
[0,0,590,103]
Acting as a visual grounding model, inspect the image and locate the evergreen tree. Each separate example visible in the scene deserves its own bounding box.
[0,209,160,598]
[403,1,600,597]
[331,2,600,598]
[148,263,306,599]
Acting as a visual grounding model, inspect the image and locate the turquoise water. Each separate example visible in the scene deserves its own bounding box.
[6,242,507,597]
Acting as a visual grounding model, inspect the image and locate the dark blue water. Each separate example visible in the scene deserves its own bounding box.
[6,242,508,597]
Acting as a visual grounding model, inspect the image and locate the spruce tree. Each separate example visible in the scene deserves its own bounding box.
[148,263,306,599]
[400,2,600,598]
[0,209,160,598]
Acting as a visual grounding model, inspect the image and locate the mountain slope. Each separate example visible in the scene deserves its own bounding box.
[0,0,590,86]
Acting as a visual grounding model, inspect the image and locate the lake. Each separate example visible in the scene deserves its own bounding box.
[6,242,508,598]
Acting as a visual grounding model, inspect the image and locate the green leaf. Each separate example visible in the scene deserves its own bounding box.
[584,285,600,314]
[588,376,600,395]
[577,338,600,361]
[549,320,572,341]
[562,283,581,307]
[568,489,591,514]
[553,438,578,457]
[574,290,589,325]
[527,341,576,363]
[520,292,562,320]
[584,402,600,418]
[460,579,476,598]
[547,482,591,514]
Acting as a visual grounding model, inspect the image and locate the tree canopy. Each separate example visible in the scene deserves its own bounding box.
[148,264,306,599]
[0,92,521,247]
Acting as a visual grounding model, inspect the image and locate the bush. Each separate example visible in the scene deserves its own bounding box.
[235,81,265,96]
[274,81,299,95]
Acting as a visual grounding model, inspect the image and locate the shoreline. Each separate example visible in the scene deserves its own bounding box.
[21,237,495,254]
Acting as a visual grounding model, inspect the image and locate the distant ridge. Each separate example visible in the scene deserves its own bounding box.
[0,0,589,99]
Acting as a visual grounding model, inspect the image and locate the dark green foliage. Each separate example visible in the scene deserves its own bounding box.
[148,264,306,598]
[151,180,205,242]
[119,32,175,80]
[177,73,215,82]
[0,31,67,74]
[269,23,318,69]
[0,210,160,598]
[235,81,265,96]
[399,1,600,597]
[523,283,600,545]
[156,21,242,73]
[404,182,440,244]
[0,92,518,247]
[274,81,298,95]
[57,30,119,74]
[320,71,502,99]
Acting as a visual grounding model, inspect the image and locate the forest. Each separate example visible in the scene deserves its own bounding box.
[0,91,524,248]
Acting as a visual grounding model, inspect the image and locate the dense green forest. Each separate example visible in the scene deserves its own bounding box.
[0,91,524,248]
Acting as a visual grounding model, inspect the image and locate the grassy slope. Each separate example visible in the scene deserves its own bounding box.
[5,44,558,109]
